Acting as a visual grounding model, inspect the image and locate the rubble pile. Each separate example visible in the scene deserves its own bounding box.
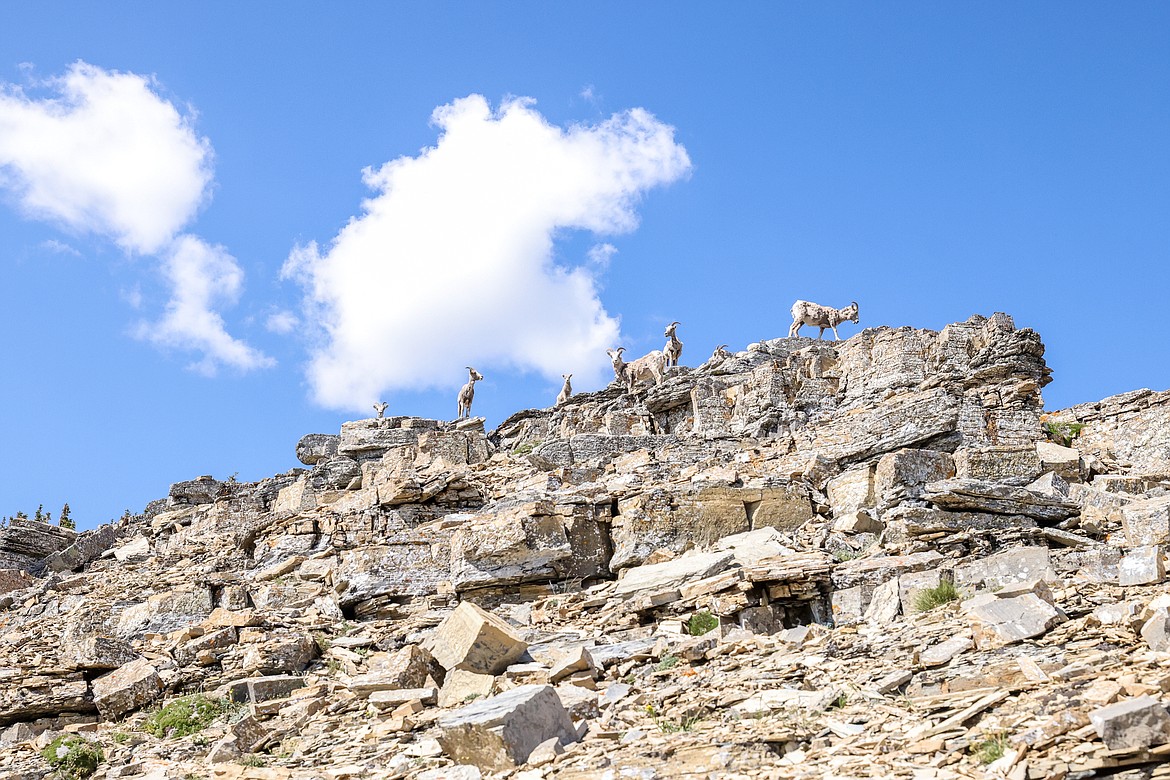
[3,314,1170,779]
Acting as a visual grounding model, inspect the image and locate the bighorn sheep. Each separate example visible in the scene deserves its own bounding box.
[663,321,683,367]
[457,367,483,419]
[606,348,630,390]
[556,373,573,406]
[787,300,859,341]
[373,401,388,419]
[624,348,667,391]
[703,344,733,368]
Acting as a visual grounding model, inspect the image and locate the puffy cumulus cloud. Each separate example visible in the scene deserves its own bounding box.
[0,61,212,253]
[137,235,274,375]
[0,62,270,373]
[283,94,691,410]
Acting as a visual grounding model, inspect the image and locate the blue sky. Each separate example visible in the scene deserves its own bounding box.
[1,4,1167,529]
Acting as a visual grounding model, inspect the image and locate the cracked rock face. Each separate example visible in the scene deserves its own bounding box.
[6,312,1170,779]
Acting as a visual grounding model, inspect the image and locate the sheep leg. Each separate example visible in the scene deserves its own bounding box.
[817,327,825,340]
[788,321,801,338]
[830,324,841,340]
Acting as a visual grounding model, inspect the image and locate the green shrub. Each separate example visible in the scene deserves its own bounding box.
[974,732,1008,764]
[912,580,961,613]
[142,695,236,739]
[1043,420,1084,447]
[41,735,102,779]
[655,653,680,671]
[687,611,719,636]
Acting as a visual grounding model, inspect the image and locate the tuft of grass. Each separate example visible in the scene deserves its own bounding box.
[655,654,680,671]
[973,732,1008,764]
[41,735,103,779]
[240,754,267,768]
[645,703,701,733]
[912,580,961,613]
[1043,421,1084,447]
[141,695,238,739]
[687,611,719,636]
[111,732,130,744]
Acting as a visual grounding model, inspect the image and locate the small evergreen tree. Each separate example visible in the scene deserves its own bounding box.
[15,510,27,519]
[59,503,75,530]
[34,504,44,522]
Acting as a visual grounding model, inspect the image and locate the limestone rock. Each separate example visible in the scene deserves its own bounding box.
[953,546,1052,590]
[1140,607,1170,652]
[91,658,162,718]
[875,449,955,506]
[613,550,735,601]
[963,584,1065,649]
[62,636,139,671]
[437,684,578,771]
[422,602,528,675]
[1118,546,1165,586]
[1035,441,1085,482]
[307,456,362,491]
[1053,387,1170,476]
[439,670,496,708]
[1089,695,1170,750]
[296,433,340,465]
[1122,495,1170,547]
[924,478,1078,522]
[954,446,1041,485]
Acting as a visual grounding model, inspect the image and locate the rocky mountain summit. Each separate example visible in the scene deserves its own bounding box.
[3,313,1170,780]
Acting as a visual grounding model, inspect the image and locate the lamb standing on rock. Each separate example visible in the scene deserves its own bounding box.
[556,374,573,406]
[787,300,859,341]
[373,402,388,419]
[457,367,484,419]
[663,321,683,367]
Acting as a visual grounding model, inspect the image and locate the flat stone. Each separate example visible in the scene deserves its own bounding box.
[245,675,306,704]
[549,646,597,684]
[924,478,1078,522]
[963,590,1065,649]
[614,551,735,599]
[953,546,1052,591]
[437,684,578,771]
[918,636,973,667]
[369,687,438,709]
[439,670,497,708]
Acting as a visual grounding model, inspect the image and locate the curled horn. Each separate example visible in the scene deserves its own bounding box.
[851,301,858,308]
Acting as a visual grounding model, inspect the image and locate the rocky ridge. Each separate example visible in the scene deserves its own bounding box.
[2,313,1170,779]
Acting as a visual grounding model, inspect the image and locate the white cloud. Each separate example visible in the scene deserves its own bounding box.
[39,238,81,257]
[587,242,618,270]
[0,62,270,373]
[137,235,274,375]
[0,61,213,253]
[266,310,299,334]
[283,94,691,410]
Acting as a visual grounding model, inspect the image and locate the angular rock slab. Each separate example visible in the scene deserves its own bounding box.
[613,550,735,600]
[963,590,1064,649]
[296,433,340,465]
[1089,696,1170,750]
[1119,546,1165,587]
[91,658,162,718]
[437,684,578,771]
[1123,496,1170,548]
[423,601,528,675]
